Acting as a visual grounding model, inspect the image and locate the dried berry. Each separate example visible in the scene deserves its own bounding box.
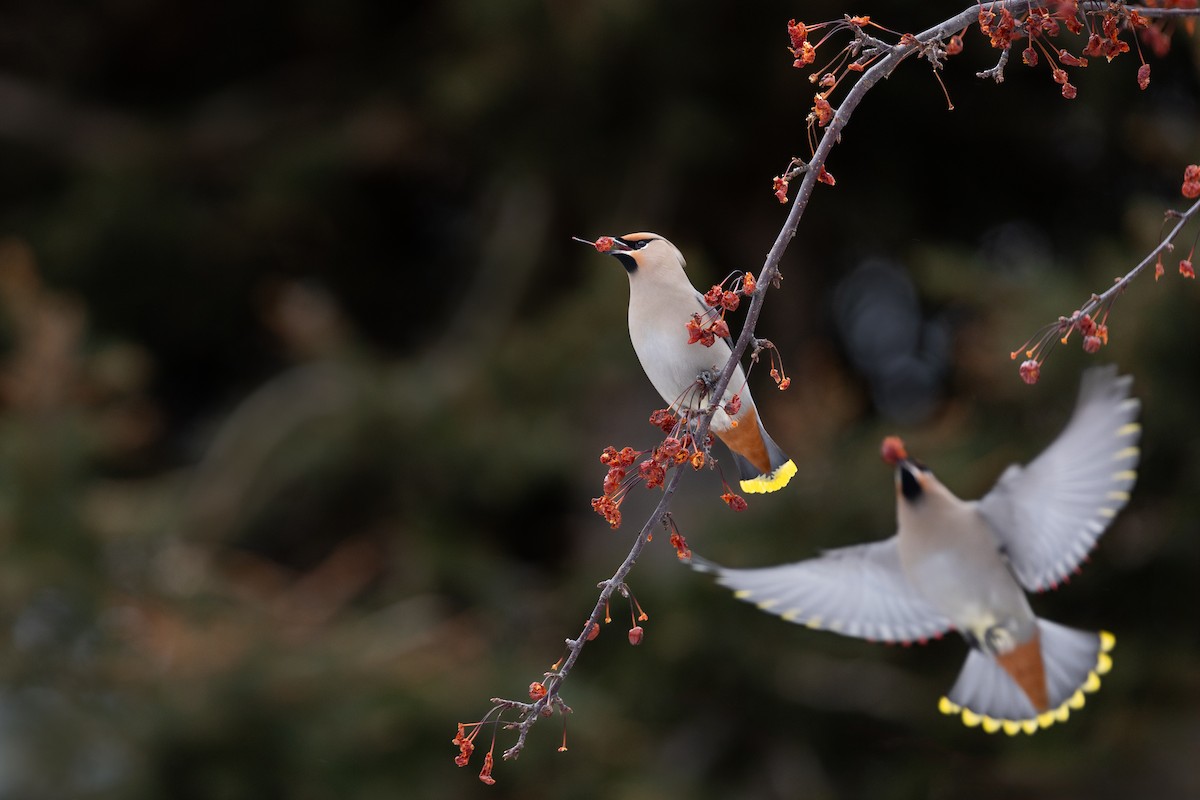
[686,314,706,345]
[788,19,808,51]
[479,751,495,785]
[669,530,692,560]
[880,435,908,465]
[721,491,749,512]
[649,408,679,433]
[813,94,834,126]
[638,459,666,490]
[1183,165,1200,199]
[591,496,622,529]
[1019,359,1041,385]
[658,437,683,461]
[773,175,790,203]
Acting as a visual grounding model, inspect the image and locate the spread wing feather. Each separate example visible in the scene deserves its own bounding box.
[690,537,955,644]
[977,366,1141,592]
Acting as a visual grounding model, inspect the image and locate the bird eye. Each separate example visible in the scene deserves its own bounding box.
[617,237,653,250]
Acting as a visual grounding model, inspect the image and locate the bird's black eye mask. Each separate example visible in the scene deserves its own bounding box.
[899,463,925,502]
[613,237,653,272]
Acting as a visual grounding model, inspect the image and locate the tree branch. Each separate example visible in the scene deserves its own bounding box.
[458,0,1200,779]
[1086,196,1200,313]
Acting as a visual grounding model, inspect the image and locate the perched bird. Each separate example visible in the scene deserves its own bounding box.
[580,232,795,494]
[691,366,1140,733]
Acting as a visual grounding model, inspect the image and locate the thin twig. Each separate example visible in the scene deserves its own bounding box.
[501,465,684,760]
[1085,197,1200,314]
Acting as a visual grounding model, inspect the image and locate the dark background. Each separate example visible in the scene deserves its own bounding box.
[0,1,1197,798]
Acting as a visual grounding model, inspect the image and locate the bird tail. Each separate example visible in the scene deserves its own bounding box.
[731,423,796,494]
[938,620,1114,735]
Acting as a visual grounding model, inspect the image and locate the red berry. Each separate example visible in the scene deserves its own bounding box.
[880,435,908,465]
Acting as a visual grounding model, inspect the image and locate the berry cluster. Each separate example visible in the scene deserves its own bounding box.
[773,3,1185,203]
[686,271,757,346]
[1012,307,1112,386]
[982,1,1163,99]
[589,421,711,531]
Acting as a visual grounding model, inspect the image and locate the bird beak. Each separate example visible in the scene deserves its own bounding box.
[572,235,632,253]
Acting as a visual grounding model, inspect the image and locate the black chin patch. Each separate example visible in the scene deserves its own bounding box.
[899,465,923,501]
[613,252,637,273]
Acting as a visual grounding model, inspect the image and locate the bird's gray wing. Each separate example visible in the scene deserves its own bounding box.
[691,536,955,644]
[976,365,1141,593]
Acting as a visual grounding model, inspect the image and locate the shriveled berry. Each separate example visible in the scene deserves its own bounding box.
[880,435,908,465]
[721,491,749,512]
[1019,359,1041,385]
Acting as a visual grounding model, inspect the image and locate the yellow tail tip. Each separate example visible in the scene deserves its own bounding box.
[739,459,797,494]
[941,630,1115,735]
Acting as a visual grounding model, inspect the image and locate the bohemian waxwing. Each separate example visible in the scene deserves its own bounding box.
[581,232,796,494]
[691,365,1140,733]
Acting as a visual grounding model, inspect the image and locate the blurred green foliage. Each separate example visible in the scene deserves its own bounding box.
[0,1,1198,798]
